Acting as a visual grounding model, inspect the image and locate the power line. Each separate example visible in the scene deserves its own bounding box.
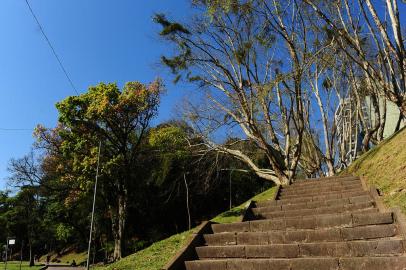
[24,0,79,95]
[0,0,81,133]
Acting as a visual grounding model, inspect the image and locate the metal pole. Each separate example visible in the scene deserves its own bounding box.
[4,238,8,270]
[86,141,102,270]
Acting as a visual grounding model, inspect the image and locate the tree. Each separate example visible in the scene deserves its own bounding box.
[154,0,327,185]
[303,0,406,120]
[35,80,163,260]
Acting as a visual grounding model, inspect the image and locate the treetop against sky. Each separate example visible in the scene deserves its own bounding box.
[0,0,191,189]
[0,0,405,189]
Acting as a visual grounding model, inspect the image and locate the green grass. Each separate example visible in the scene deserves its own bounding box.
[96,185,278,270]
[211,186,277,223]
[0,261,42,270]
[39,250,87,265]
[57,251,87,265]
[94,229,194,270]
[343,127,406,214]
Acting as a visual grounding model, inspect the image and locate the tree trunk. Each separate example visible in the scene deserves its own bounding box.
[326,159,335,177]
[112,192,127,261]
[184,174,191,230]
[378,98,387,141]
[279,174,291,186]
[400,101,406,121]
[395,113,403,132]
[29,240,34,267]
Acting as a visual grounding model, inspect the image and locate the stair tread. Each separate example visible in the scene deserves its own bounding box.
[196,239,405,258]
[185,257,406,270]
[276,193,371,204]
[257,194,372,207]
[256,198,374,211]
[278,188,368,199]
[206,224,398,246]
[282,181,362,191]
[254,206,377,219]
[253,201,375,216]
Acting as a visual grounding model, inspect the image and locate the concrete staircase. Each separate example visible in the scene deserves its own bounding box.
[185,176,406,269]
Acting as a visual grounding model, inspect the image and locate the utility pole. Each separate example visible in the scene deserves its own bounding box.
[86,142,102,270]
[4,241,7,270]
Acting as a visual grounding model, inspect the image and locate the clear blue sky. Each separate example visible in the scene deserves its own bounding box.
[0,0,191,189]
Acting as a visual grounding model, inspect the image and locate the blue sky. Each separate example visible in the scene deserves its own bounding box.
[0,0,191,189]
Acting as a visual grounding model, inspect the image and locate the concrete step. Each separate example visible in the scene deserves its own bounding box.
[276,191,371,204]
[281,181,362,193]
[256,197,373,212]
[204,224,399,246]
[253,201,375,217]
[253,202,377,219]
[279,184,363,196]
[196,239,405,259]
[185,256,406,270]
[291,176,360,186]
[211,212,393,233]
[257,194,372,208]
[277,189,368,201]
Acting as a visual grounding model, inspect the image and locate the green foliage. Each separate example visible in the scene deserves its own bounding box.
[45,80,163,200]
[149,126,186,149]
[194,0,246,15]
[154,14,190,35]
[55,223,74,242]
[148,125,189,185]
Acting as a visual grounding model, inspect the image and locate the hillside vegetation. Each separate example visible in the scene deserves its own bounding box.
[96,186,277,270]
[344,127,406,213]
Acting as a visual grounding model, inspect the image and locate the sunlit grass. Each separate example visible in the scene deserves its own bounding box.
[0,261,42,270]
[344,127,406,214]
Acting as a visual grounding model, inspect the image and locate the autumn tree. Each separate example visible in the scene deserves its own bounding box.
[34,80,163,260]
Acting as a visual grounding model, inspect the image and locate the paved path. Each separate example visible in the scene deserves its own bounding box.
[46,267,85,270]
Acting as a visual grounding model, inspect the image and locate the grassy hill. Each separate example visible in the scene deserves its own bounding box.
[95,186,277,270]
[343,127,406,213]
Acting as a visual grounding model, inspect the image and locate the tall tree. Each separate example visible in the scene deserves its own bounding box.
[35,80,163,260]
[154,0,327,185]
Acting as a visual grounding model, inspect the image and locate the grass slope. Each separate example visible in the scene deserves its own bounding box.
[0,262,42,270]
[96,185,277,270]
[39,250,87,265]
[211,186,277,223]
[344,127,406,213]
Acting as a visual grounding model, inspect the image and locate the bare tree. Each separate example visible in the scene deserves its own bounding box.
[304,0,406,120]
[155,0,333,185]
